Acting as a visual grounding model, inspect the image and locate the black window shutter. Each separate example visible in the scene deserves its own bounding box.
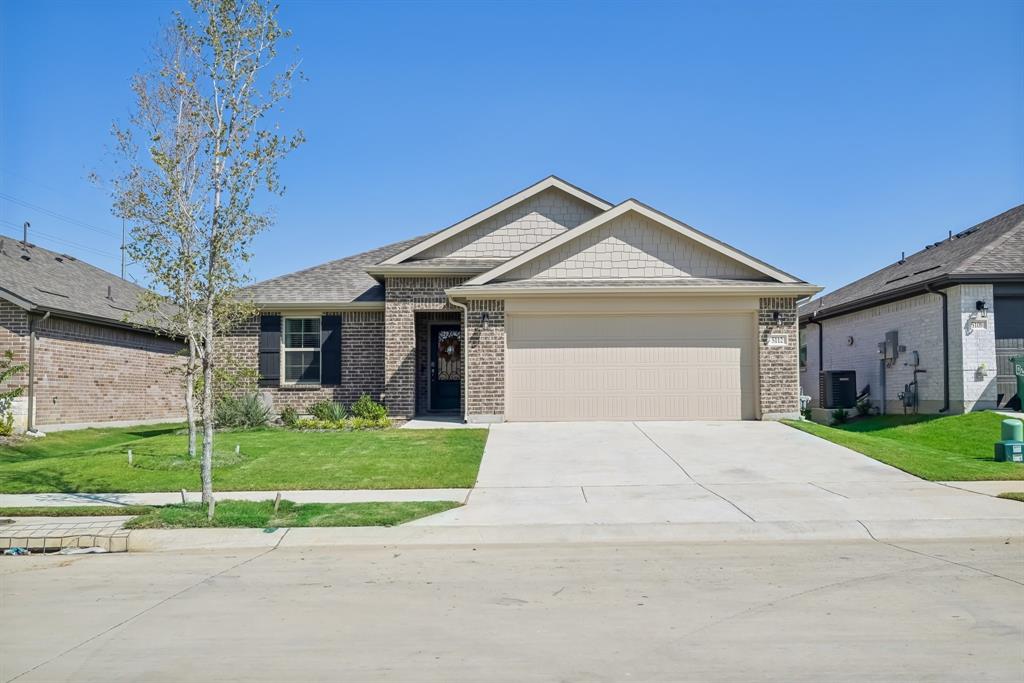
[321,315,342,385]
[258,314,281,387]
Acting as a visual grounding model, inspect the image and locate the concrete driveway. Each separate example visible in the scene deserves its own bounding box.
[413,421,1024,527]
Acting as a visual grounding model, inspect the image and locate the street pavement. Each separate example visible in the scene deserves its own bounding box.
[2,537,1022,682]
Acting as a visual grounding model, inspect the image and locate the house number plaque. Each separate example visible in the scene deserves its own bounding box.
[767,334,787,347]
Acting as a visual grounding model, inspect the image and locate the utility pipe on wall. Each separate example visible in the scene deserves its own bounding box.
[447,296,470,422]
[925,284,950,413]
[26,310,50,433]
[807,317,823,405]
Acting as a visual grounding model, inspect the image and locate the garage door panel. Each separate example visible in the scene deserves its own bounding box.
[506,312,755,421]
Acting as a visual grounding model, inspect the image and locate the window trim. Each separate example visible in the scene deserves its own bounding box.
[281,315,322,386]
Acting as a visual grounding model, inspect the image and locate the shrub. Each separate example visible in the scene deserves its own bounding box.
[0,350,27,436]
[294,415,390,431]
[279,406,299,427]
[214,393,271,428]
[830,408,849,425]
[349,415,391,430]
[800,406,813,420]
[350,394,388,421]
[309,400,346,422]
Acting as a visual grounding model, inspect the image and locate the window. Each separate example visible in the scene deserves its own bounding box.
[282,317,321,384]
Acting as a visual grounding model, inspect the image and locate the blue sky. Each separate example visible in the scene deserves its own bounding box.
[1,0,1022,295]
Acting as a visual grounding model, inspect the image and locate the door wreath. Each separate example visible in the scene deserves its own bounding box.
[438,336,461,363]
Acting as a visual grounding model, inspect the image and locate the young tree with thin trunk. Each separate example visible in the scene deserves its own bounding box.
[108,0,303,515]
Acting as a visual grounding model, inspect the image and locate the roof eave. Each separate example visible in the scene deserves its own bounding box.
[365,265,495,278]
[0,286,38,311]
[798,273,1024,323]
[249,301,386,311]
[448,283,822,299]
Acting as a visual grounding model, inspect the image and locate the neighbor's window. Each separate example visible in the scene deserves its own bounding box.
[799,328,807,371]
[282,317,321,384]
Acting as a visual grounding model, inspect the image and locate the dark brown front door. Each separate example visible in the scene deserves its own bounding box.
[430,325,462,411]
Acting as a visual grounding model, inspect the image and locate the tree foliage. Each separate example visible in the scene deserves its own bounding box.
[106,0,303,512]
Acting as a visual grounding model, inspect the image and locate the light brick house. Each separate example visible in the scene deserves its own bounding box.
[800,204,1024,415]
[232,177,821,423]
[0,240,185,432]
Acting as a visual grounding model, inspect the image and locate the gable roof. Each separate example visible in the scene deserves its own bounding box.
[463,199,803,287]
[240,232,434,307]
[0,240,175,330]
[378,176,613,265]
[800,204,1024,321]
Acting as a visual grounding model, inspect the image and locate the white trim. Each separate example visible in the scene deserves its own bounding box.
[447,283,823,299]
[281,315,322,386]
[464,200,803,286]
[379,176,613,265]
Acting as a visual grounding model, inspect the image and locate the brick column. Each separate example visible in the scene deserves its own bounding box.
[383,277,467,419]
[464,299,505,422]
[758,296,800,419]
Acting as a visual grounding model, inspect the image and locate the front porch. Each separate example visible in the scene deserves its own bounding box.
[414,311,463,417]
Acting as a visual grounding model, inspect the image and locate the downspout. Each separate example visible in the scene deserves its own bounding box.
[447,295,470,423]
[807,316,823,407]
[26,310,50,433]
[926,283,950,413]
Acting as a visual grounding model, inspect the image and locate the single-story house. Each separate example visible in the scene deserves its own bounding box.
[229,176,820,423]
[0,240,185,432]
[799,204,1024,415]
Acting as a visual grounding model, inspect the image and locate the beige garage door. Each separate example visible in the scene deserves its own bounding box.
[506,312,756,421]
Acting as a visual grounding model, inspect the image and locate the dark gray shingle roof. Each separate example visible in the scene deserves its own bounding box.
[800,204,1024,320]
[241,233,434,305]
[0,240,173,329]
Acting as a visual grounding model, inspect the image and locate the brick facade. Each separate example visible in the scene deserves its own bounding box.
[220,310,385,413]
[383,277,468,418]
[465,299,505,421]
[758,296,800,419]
[0,301,187,431]
[800,285,999,414]
[0,301,31,430]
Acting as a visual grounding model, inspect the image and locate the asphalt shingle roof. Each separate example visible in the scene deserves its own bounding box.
[241,233,434,305]
[800,204,1024,319]
[0,240,174,329]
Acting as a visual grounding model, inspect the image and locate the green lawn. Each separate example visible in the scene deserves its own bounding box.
[998,492,1024,503]
[784,412,1024,481]
[0,424,488,493]
[124,500,460,528]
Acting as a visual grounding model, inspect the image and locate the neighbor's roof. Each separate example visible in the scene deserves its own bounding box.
[0,240,175,330]
[800,204,1024,321]
[240,233,434,306]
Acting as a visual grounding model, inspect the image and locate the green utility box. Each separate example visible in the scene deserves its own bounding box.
[994,418,1024,463]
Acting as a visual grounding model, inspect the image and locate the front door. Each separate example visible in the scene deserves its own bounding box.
[430,325,462,411]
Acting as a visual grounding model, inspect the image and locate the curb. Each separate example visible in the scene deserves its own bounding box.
[125,518,1024,552]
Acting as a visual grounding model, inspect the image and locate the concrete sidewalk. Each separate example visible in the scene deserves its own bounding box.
[0,488,470,507]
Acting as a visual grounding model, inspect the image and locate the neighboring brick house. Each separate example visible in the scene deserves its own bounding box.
[233,177,819,423]
[0,240,185,432]
[799,204,1024,415]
